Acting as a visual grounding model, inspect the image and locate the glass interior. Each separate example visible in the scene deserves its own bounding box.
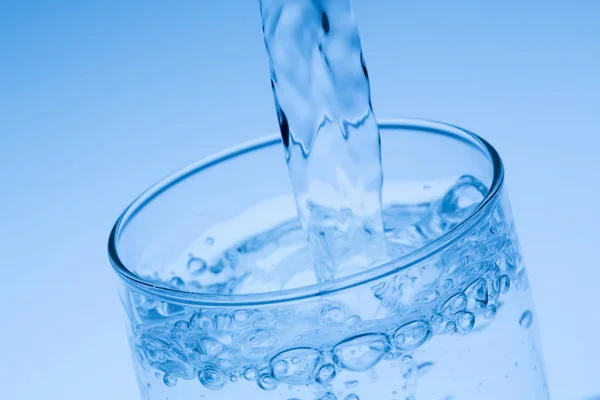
[110,118,498,299]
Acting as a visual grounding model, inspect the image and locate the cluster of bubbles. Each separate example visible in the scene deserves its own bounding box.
[125,176,532,397]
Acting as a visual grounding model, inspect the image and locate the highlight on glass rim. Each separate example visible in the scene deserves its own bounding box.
[6,1,599,400]
[106,1,552,399]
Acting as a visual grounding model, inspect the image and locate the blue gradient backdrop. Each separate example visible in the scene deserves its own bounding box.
[1,1,598,399]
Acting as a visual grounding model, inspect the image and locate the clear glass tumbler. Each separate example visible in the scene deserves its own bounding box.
[108,118,550,400]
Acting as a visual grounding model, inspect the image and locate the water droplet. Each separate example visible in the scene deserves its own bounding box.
[258,374,278,391]
[393,320,431,350]
[465,278,488,312]
[345,394,359,400]
[269,347,321,385]
[318,392,337,400]
[456,311,475,332]
[500,274,511,293]
[484,304,497,319]
[146,382,152,390]
[344,380,359,389]
[163,373,177,387]
[519,310,533,329]
[402,355,413,364]
[320,304,346,325]
[316,363,336,385]
[187,257,207,274]
[205,237,214,246]
[244,367,258,381]
[229,374,238,382]
[333,333,390,371]
[198,366,225,390]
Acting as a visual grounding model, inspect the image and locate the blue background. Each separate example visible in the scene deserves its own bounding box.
[1,1,598,399]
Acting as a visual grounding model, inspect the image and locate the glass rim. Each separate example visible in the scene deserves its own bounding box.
[108,117,504,307]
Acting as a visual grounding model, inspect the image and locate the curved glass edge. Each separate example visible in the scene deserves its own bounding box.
[108,118,505,307]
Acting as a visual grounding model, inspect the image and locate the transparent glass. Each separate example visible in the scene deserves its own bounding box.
[108,119,549,400]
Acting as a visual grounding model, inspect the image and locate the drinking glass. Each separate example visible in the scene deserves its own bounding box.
[108,118,549,400]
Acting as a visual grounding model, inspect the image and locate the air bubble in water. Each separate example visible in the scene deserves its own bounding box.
[430,313,445,333]
[216,352,235,370]
[319,392,337,400]
[316,363,336,385]
[345,394,359,400]
[519,310,533,329]
[198,337,223,357]
[333,333,390,372]
[456,311,475,332]
[198,366,225,390]
[214,313,233,331]
[246,329,277,353]
[417,361,434,376]
[344,380,359,388]
[500,274,511,293]
[270,347,321,385]
[244,367,259,381]
[442,292,467,317]
[439,175,488,223]
[163,373,177,387]
[187,256,207,274]
[465,278,489,313]
[438,278,454,293]
[320,304,346,325]
[190,312,213,331]
[233,309,253,324]
[258,374,278,391]
[484,304,497,319]
[446,320,457,334]
[169,277,184,288]
[205,237,214,246]
[393,320,431,350]
[157,301,185,317]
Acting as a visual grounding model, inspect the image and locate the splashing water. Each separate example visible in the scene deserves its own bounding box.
[126,176,549,399]
[259,0,386,282]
